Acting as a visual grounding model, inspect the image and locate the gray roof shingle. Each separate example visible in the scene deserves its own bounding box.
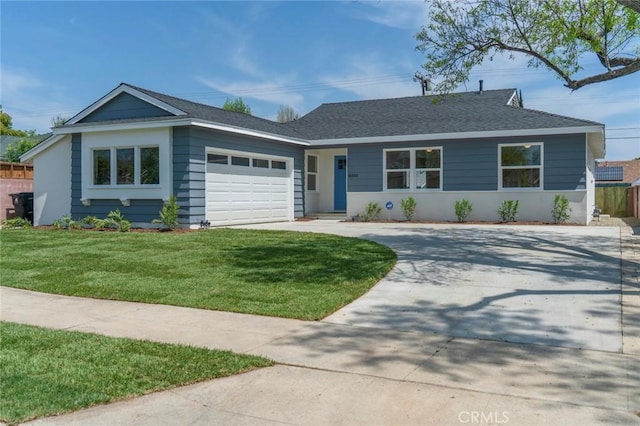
[127,84,308,140]
[65,84,603,143]
[284,89,602,140]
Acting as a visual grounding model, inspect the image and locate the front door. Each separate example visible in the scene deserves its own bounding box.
[334,155,347,211]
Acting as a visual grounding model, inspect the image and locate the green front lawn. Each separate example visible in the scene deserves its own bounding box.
[0,321,273,424]
[0,228,396,320]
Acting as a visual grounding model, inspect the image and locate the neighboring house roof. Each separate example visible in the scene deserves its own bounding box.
[285,89,603,141]
[21,83,606,162]
[596,160,640,183]
[595,166,624,181]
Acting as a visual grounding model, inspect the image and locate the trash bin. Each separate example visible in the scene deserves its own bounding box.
[10,192,33,224]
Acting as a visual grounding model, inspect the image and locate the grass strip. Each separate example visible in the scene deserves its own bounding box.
[0,321,273,424]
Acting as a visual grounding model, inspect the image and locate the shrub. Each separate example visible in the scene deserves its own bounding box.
[552,195,572,223]
[152,196,179,229]
[454,199,473,222]
[2,217,32,229]
[498,200,519,222]
[106,210,132,232]
[400,197,417,221]
[52,215,82,230]
[361,202,382,222]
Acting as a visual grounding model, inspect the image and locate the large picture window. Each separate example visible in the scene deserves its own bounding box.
[499,143,542,189]
[384,148,442,191]
[92,146,159,186]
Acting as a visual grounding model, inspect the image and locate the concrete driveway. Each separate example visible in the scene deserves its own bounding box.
[244,221,623,352]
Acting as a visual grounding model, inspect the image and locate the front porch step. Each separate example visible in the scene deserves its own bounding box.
[306,212,347,220]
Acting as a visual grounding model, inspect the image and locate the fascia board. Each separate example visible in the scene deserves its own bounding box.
[308,126,605,146]
[190,119,310,146]
[54,119,310,146]
[53,119,193,134]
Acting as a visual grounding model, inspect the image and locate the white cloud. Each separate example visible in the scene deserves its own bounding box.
[197,76,305,110]
[352,1,428,30]
[0,67,76,133]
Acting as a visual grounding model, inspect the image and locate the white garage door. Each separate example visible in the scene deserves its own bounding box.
[206,151,292,225]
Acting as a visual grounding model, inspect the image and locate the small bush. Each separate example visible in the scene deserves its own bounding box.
[152,196,179,229]
[552,195,572,223]
[52,215,82,230]
[2,217,32,229]
[107,210,131,232]
[361,202,382,222]
[400,197,417,221]
[454,199,473,222]
[498,200,519,222]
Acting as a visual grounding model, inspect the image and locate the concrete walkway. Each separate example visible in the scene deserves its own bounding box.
[2,222,639,425]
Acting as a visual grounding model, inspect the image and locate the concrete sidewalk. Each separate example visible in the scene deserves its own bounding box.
[2,286,639,425]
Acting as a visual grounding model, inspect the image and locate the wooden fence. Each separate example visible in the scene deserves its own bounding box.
[595,185,629,217]
[628,186,640,218]
[0,162,33,179]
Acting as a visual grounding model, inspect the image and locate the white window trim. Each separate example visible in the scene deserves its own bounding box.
[81,127,171,202]
[498,142,544,191]
[383,147,443,192]
[306,154,319,192]
[91,145,160,188]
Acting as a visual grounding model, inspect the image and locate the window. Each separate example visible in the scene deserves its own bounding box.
[271,160,287,170]
[253,158,269,168]
[499,143,542,189]
[307,155,318,191]
[140,147,159,184]
[92,146,159,186]
[207,153,228,164]
[231,156,250,167]
[384,148,442,191]
[208,151,289,171]
[116,148,134,184]
[93,150,111,185]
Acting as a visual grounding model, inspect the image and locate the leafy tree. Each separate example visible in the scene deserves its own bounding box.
[4,138,38,162]
[416,0,640,93]
[222,97,252,115]
[276,105,300,123]
[0,108,27,136]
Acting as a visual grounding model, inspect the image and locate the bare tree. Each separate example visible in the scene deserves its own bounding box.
[276,105,300,123]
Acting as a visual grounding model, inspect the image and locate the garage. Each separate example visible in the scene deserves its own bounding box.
[205,150,293,226]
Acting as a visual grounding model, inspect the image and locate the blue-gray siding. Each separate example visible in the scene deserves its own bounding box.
[173,127,305,224]
[70,126,304,225]
[80,93,173,123]
[347,134,586,192]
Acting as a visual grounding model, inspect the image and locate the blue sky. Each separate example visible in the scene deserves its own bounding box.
[1,1,638,160]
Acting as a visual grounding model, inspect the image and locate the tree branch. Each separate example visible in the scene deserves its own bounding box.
[489,39,577,87]
[616,0,640,14]
[566,58,640,89]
